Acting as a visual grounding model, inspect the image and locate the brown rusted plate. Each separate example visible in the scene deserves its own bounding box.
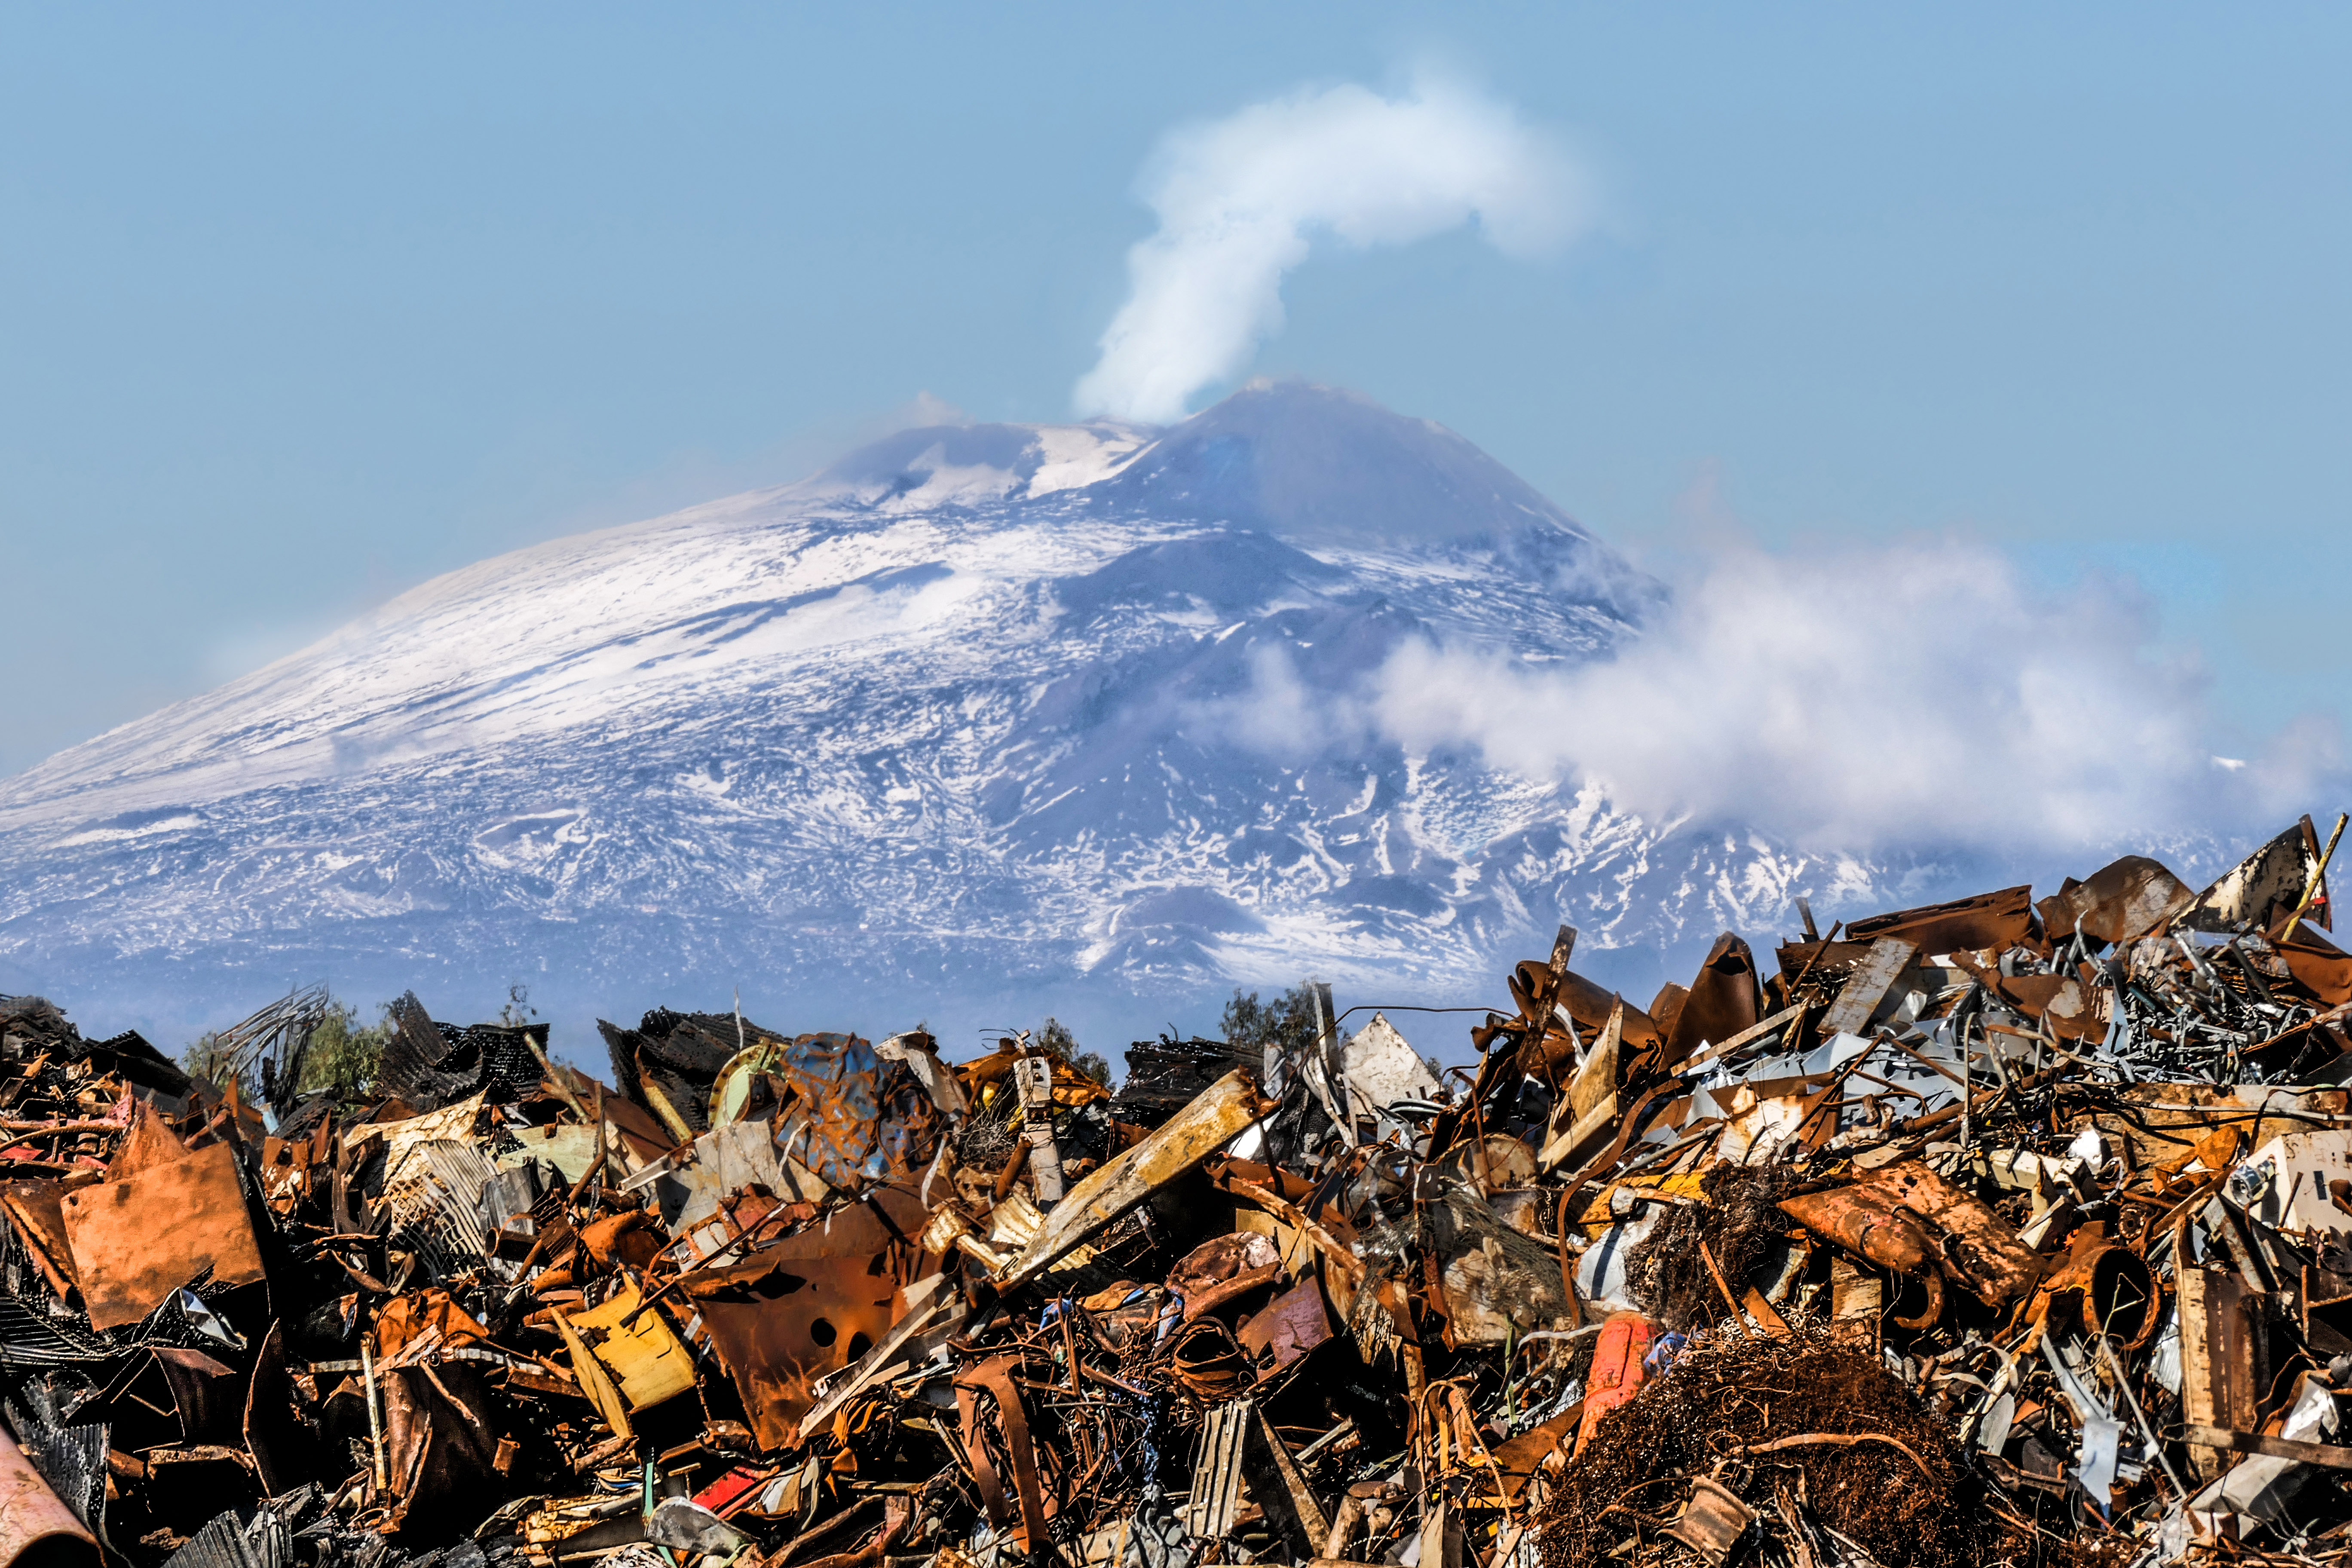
[244,1322,312,1495]
[376,1287,494,1358]
[1661,933,1764,1066]
[0,1181,77,1298]
[2281,933,2352,1007]
[61,1140,265,1329]
[1168,1231,1280,1319]
[379,1363,502,1532]
[110,1099,191,1179]
[1491,1406,1582,1501]
[151,1347,244,1444]
[683,1201,910,1449]
[1845,884,2037,959]
[2042,855,2195,945]
[1236,1275,1332,1375]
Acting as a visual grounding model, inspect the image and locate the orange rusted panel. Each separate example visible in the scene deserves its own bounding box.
[60,1139,264,1330]
[682,1197,919,1449]
[1573,1312,1655,1457]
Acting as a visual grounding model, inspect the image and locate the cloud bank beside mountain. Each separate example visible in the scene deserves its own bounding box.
[1075,77,1590,423]
[1220,532,2344,858]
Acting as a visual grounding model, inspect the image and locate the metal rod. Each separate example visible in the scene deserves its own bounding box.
[362,1333,387,1493]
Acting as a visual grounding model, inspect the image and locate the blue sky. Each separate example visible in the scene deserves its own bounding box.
[3,5,2348,779]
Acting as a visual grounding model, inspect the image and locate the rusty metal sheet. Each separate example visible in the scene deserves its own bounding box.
[683,1200,913,1449]
[379,1362,502,1534]
[691,1255,902,1450]
[997,1068,1268,1288]
[151,1347,244,1444]
[793,1272,963,1444]
[0,1180,77,1298]
[375,1287,493,1358]
[2040,854,2196,945]
[61,1141,264,1330]
[2178,1267,2265,1483]
[768,1033,939,1189]
[1169,1231,1280,1319]
[1661,932,1765,1066]
[1236,1275,1332,1375]
[2280,931,2352,1006]
[1844,884,2037,958]
[109,1097,188,1180]
[242,1322,311,1496]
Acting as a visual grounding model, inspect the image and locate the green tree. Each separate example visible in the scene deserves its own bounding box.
[1219,984,1325,1061]
[498,983,539,1027]
[298,998,392,1105]
[1036,1017,1113,1087]
[180,1032,247,1098]
[183,992,391,1106]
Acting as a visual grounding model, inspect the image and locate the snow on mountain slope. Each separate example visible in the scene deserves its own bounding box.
[0,381,1941,1050]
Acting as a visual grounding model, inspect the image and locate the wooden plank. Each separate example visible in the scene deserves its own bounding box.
[1816,937,1919,1038]
[2178,1268,2260,1483]
[1677,1004,1808,1073]
[1185,1400,1252,1539]
[2181,1425,2352,1470]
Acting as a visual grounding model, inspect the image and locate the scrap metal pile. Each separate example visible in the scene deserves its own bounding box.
[6,815,2352,1568]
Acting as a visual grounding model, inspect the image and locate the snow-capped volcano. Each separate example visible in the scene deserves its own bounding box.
[0,382,1870,1054]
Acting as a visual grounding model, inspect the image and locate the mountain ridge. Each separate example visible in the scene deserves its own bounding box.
[0,381,1939,1055]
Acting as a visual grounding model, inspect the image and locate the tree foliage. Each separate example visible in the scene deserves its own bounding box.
[497,983,539,1027]
[179,1032,245,1098]
[298,997,392,1106]
[180,991,392,1106]
[1220,984,1324,1060]
[1037,1017,1112,1087]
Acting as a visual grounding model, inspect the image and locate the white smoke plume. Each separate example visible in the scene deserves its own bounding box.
[1250,534,2343,857]
[1075,78,1591,424]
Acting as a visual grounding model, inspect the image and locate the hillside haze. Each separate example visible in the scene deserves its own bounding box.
[0,382,1862,1057]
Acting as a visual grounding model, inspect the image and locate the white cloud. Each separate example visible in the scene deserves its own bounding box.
[1240,534,2344,855]
[1074,77,1592,425]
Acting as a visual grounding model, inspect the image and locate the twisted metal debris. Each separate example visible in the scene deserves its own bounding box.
[2,814,2351,1568]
